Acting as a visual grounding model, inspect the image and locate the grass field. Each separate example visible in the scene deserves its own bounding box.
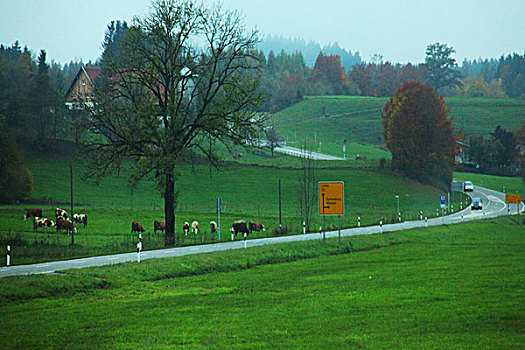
[1,216,523,349]
[2,154,474,266]
[270,96,525,158]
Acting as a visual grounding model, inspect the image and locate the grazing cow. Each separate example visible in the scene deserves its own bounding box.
[73,213,88,228]
[56,217,75,234]
[355,155,368,160]
[183,222,190,235]
[24,208,42,220]
[249,221,265,233]
[55,208,68,220]
[230,220,249,240]
[33,217,55,232]
[154,220,165,233]
[131,221,145,233]
[192,221,199,234]
[210,221,218,234]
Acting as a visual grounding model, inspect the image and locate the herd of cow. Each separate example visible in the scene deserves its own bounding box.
[131,219,265,240]
[24,207,265,241]
[24,207,87,234]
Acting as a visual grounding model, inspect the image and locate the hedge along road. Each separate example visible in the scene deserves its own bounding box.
[1,185,522,278]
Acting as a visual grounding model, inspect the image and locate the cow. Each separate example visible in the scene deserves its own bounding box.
[55,208,68,220]
[355,155,368,160]
[131,221,145,233]
[192,221,199,234]
[230,220,249,240]
[56,217,75,234]
[33,217,55,232]
[210,221,218,234]
[24,208,42,220]
[183,222,190,235]
[73,213,88,228]
[249,221,265,233]
[154,220,165,233]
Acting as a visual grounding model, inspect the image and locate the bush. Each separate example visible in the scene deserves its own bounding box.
[0,139,33,203]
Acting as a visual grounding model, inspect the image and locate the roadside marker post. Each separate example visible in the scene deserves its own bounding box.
[380,220,383,233]
[425,217,428,228]
[303,221,306,234]
[420,210,423,220]
[216,198,222,241]
[338,215,341,248]
[398,212,401,222]
[461,214,464,223]
[436,208,439,217]
[136,234,142,263]
[7,245,10,266]
[357,216,361,227]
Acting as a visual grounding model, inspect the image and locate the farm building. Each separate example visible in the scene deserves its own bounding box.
[65,66,100,110]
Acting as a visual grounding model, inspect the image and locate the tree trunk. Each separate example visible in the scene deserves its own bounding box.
[164,172,175,246]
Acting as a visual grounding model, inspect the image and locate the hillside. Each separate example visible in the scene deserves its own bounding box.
[271,96,525,158]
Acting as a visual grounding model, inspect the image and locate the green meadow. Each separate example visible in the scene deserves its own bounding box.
[0,217,523,349]
[2,154,473,266]
[271,96,525,158]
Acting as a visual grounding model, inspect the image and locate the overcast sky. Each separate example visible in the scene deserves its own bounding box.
[1,0,524,65]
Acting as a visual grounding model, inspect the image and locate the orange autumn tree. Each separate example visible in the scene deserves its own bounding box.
[382,82,455,189]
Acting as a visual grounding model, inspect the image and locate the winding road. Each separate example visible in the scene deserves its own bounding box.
[0,185,522,278]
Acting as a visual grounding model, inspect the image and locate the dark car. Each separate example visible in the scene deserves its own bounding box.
[471,197,483,210]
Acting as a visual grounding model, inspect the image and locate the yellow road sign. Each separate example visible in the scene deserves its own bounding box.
[319,181,344,215]
[505,194,521,204]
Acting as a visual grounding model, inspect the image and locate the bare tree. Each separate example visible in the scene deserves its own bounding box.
[297,143,317,232]
[84,0,264,245]
[265,126,281,157]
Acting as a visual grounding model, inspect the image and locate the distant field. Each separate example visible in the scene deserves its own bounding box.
[271,96,525,158]
[454,172,525,196]
[1,217,523,349]
[0,155,471,265]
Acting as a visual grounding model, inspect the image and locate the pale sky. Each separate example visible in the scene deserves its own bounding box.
[0,0,524,65]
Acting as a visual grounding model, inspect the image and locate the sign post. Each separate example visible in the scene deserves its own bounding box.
[440,194,446,217]
[319,181,345,246]
[505,194,521,216]
[216,198,222,241]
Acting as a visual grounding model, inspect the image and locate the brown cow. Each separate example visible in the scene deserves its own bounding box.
[33,217,55,232]
[55,208,68,220]
[249,221,265,233]
[210,221,218,234]
[131,221,145,233]
[183,222,190,235]
[73,213,88,228]
[154,220,165,233]
[56,217,75,234]
[24,208,42,220]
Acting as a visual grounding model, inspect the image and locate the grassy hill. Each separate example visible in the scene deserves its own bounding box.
[271,96,525,159]
[1,217,523,348]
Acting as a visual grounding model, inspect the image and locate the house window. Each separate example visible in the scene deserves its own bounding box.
[82,79,86,86]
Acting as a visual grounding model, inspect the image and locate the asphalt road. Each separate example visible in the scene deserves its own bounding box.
[1,185,522,278]
[274,145,344,160]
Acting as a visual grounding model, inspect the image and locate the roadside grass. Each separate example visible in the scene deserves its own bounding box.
[0,155,472,265]
[270,96,525,158]
[454,171,525,196]
[0,216,523,349]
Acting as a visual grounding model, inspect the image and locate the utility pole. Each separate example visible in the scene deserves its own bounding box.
[70,162,74,246]
[278,179,282,234]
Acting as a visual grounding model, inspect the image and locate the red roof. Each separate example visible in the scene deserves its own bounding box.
[83,66,101,85]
